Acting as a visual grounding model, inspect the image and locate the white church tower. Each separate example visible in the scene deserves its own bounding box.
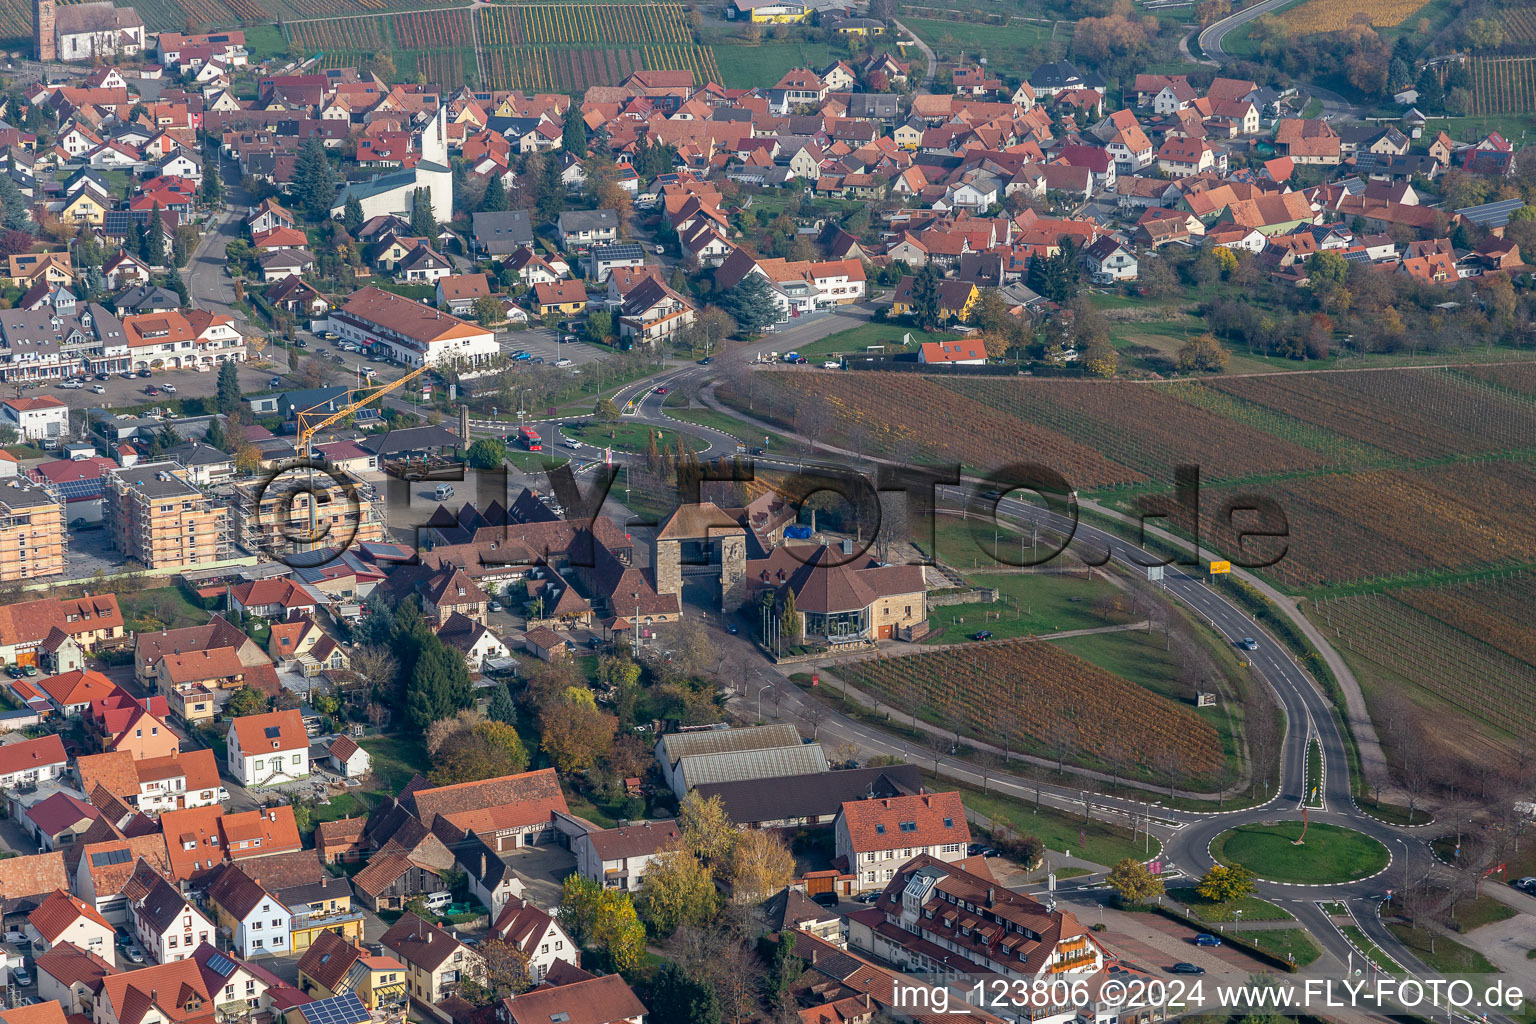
[417,104,453,224]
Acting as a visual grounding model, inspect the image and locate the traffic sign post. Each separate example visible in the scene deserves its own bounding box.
[1209,560,1232,574]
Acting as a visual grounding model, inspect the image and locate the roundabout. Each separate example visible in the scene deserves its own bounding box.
[1210,820,1392,885]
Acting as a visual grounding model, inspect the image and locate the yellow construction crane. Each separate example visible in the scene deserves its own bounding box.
[289,363,435,559]
[295,363,434,459]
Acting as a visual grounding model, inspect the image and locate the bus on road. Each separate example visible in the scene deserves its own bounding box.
[517,426,542,451]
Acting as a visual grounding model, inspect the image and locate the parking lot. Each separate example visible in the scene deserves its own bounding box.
[496,325,606,367]
[37,359,283,417]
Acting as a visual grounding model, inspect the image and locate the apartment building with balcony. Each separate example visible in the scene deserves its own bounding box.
[0,478,67,581]
[848,854,1105,1024]
[229,471,383,563]
[104,462,230,569]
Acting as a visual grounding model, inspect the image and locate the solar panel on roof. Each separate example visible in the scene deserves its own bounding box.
[205,951,237,977]
[300,992,369,1024]
[264,725,282,738]
[90,848,130,867]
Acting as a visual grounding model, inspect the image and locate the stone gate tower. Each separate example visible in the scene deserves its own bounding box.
[33,0,56,62]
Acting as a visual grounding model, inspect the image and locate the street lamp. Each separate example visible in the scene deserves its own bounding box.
[757,683,773,723]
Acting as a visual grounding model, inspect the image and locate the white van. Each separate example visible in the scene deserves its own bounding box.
[434,484,455,500]
[424,891,452,913]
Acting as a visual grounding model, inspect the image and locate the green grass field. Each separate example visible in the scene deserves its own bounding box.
[1341,924,1403,973]
[924,571,1134,644]
[1166,887,1295,923]
[1212,822,1390,884]
[959,785,1159,865]
[795,322,952,360]
[663,404,794,451]
[706,39,843,89]
[566,421,707,454]
[902,16,1050,76]
[359,735,430,801]
[1387,922,1497,973]
[1245,928,1323,968]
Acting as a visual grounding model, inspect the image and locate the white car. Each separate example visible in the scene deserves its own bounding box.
[161,384,177,394]
[57,381,83,389]
[821,361,840,369]
[566,439,583,450]
[92,385,106,394]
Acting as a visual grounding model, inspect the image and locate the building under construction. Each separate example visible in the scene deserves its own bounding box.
[0,477,66,581]
[229,469,385,562]
[104,462,231,570]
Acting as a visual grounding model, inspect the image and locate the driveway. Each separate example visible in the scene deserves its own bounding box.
[505,844,577,908]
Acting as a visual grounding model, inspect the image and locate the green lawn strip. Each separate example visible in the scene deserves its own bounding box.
[1386,922,1498,974]
[1304,738,1324,807]
[1339,924,1403,974]
[957,782,1158,865]
[1211,822,1390,884]
[1165,887,1294,923]
[564,421,706,454]
[923,571,1132,645]
[504,450,569,473]
[1243,928,1323,968]
[663,405,793,450]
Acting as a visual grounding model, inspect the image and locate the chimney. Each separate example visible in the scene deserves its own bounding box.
[987,887,995,907]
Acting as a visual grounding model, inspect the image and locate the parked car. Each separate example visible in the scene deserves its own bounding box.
[1170,963,1205,975]
[161,384,177,394]
[57,381,83,389]
[143,386,160,396]
[137,369,151,378]
[488,601,503,613]
[12,967,31,986]
[1193,934,1221,947]
[855,892,880,904]
[973,630,993,641]
[1513,877,1536,892]
[4,666,21,678]
[92,385,105,394]
[554,358,573,368]
[424,891,452,912]
[822,361,840,370]
[698,356,713,365]
[124,947,145,964]
[95,373,110,380]
[270,376,282,387]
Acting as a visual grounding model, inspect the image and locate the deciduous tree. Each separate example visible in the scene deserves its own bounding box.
[725,829,794,904]
[639,850,719,933]
[1107,858,1164,905]
[678,791,736,864]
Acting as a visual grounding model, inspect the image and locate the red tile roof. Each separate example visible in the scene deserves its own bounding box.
[0,734,67,776]
[28,888,112,942]
[838,791,969,852]
[230,708,307,756]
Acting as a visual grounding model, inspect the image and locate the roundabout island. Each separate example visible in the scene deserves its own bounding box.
[1211,821,1393,885]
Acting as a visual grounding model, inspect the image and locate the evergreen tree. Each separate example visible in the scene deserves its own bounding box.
[144,203,166,267]
[487,681,517,725]
[780,587,798,638]
[648,963,722,1024]
[200,162,223,206]
[343,194,364,235]
[294,138,338,217]
[205,417,226,450]
[481,175,509,212]
[910,261,942,328]
[129,219,147,261]
[216,361,241,414]
[405,635,474,734]
[0,175,32,233]
[355,590,396,646]
[716,274,778,335]
[410,187,437,240]
[536,157,565,223]
[562,104,588,159]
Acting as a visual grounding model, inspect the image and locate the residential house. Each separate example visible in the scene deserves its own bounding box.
[26,889,115,963]
[554,209,618,251]
[380,912,483,1006]
[128,871,215,963]
[834,791,970,892]
[489,898,576,984]
[496,972,647,1024]
[1083,236,1138,282]
[572,819,680,892]
[436,274,490,317]
[889,276,979,323]
[297,930,407,1010]
[532,279,588,316]
[918,339,988,365]
[227,709,310,788]
[35,941,117,1015]
[205,863,292,958]
[0,734,69,788]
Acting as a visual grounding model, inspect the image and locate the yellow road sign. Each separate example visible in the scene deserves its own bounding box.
[1209,560,1232,574]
